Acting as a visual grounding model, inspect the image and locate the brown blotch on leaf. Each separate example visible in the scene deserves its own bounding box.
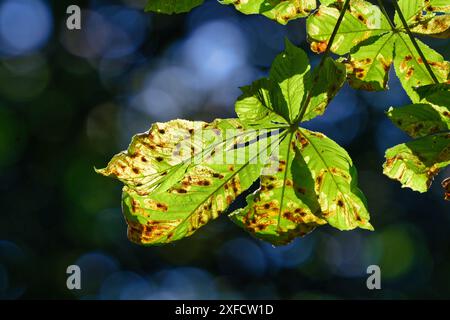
[158,129,165,134]
[213,173,224,179]
[315,174,324,190]
[357,14,366,23]
[283,211,304,224]
[156,203,168,212]
[131,199,139,212]
[311,41,328,54]
[132,168,140,174]
[155,156,164,162]
[299,136,309,149]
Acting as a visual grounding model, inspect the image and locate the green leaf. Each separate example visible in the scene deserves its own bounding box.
[230,132,326,245]
[307,1,449,95]
[415,83,450,107]
[302,57,347,121]
[236,43,346,125]
[97,118,277,245]
[295,129,373,230]
[395,0,450,38]
[219,0,316,24]
[145,0,204,14]
[98,41,372,246]
[345,33,395,91]
[387,103,450,138]
[384,83,450,192]
[306,0,391,55]
[235,78,290,129]
[393,33,450,102]
[383,133,450,193]
[269,39,311,122]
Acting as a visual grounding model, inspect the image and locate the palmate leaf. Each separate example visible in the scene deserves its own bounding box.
[306,0,450,98]
[145,0,204,14]
[219,0,316,25]
[384,84,450,194]
[97,40,372,246]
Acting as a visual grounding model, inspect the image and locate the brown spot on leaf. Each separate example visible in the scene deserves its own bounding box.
[156,202,168,212]
[311,41,328,54]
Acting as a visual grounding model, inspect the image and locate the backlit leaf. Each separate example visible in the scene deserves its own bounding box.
[387,103,450,138]
[296,129,373,230]
[306,0,391,55]
[269,39,311,122]
[230,132,326,245]
[235,78,290,129]
[393,33,450,102]
[98,41,372,246]
[383,133,450,193]
[145,0,204,14]
[345,33,395,91]
[302,57,347,121]
[395,0,450,38]
[98,118,279,245]
[219,0,316,24]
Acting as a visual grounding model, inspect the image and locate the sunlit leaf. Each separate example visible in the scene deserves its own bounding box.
[384,133,450,193]
[219,0,316,24]
[306,0,391,55]
[345,33,395,91]
[270,39,311,122]
[145,0,204,14]
[230,132,326,245]
[98,41,372,246]
[387,103,450,138]
[302,57,346,121]
[296,129,373,230]
[393,33,450,102]
[98,118,278,245]
[395,0,450,38]
[415,83,450,107]
[308,1,449,96]
[235,78,290,129]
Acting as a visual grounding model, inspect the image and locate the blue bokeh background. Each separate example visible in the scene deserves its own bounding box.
[0,0,449,299]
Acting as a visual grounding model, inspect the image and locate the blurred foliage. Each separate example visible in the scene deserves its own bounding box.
[0,0,449,299]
